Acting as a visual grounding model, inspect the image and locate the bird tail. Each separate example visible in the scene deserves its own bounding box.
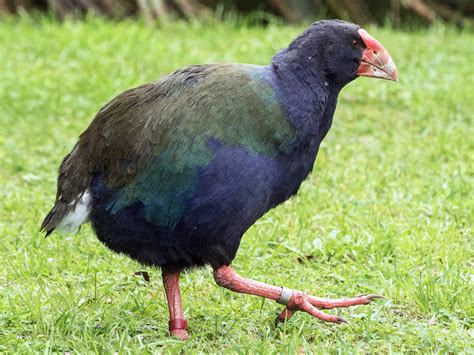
[40,191,92,237]
[40,201,67,237]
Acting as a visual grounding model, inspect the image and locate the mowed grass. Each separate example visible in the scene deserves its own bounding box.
[0,16,473,353]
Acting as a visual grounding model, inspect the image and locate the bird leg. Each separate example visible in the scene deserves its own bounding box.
[213,265,382,325]
[162,267,188,340]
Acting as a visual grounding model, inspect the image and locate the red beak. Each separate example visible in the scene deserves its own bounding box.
[357,29,398,81]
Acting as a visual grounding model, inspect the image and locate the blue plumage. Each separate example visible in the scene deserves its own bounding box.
[41,20,399,338]
[43,21,368,269]
[88,54,342,268]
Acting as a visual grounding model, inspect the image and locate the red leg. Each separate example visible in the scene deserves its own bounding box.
[162,267,188,340]
[213,265,382,326]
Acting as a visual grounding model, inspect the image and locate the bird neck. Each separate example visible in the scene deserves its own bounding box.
[268,60,342,145]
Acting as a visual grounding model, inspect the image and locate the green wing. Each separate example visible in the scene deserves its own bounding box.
[46,64,296,232]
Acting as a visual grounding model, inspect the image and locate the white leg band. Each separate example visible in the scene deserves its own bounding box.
[277,287,292,305]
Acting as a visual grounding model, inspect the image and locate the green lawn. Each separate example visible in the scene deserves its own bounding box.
[0,17,473,353]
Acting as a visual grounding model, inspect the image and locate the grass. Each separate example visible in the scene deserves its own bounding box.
[0,16,473,353]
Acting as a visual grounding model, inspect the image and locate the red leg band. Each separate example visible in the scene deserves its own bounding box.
[169,319,188,331]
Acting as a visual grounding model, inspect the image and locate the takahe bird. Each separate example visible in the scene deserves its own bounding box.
[41,20,398,339]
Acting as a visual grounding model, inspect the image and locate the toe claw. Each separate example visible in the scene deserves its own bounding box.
[275,308,294,326]
[337,317,348,324]
[356,294,384,301]
[366,294,384,300]
[275,315,282,327]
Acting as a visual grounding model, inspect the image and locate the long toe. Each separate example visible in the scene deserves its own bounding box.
[276,292,382,326]
[301,298,347,324]
[307,293,384,309]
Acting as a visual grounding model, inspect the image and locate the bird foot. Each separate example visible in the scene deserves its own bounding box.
[169,319,189,340]
[170,328,189,340]
[275,292,383,325]
[212,265,382,328]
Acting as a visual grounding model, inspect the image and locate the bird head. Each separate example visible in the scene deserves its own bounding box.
[275,20,398,88]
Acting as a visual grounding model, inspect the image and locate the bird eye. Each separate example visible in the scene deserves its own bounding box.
[351,40,358,47]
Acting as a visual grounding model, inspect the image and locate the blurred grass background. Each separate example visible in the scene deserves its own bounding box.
[0,10,473,355]
[1,0,473,27]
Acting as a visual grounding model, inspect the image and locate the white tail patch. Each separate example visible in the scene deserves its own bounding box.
[56,191,92,234]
